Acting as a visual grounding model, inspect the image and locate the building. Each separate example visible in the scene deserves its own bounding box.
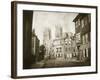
[32,29,40,62]
[64,35,73,59]
[55,25,63,38]
[43,28,52,58]
[43,25,77,61]
[73,13,91,62]
[52,38,65,59]
[63,33,77,59]
[23,10,34,69]
[52,26,64,59]
[51,29,76,60]
[71,35,78,57]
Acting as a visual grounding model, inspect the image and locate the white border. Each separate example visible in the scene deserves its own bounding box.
[17,3,96,76]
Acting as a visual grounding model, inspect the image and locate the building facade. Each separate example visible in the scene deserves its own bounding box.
[43,28,52,58]
[52,32,77,60]
[43,26,77,61]
[23,10,34,69]
[52,38,65,59]
[73,13,91,62]
[32,29,40,62]
[55,25,63,38]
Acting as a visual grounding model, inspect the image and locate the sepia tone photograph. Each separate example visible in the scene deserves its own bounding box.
[11,1,97,78]
[23,10,91,69]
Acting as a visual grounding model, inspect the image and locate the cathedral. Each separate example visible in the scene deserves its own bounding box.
[43,25,77,60]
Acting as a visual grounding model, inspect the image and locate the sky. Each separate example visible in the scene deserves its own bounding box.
[32,11,78,45]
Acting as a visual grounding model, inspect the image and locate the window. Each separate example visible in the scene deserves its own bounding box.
[59,47,62,52]
[78,19,80,26]
[75,21,78,28]
[86,48,88,57]
[56,54,57,57]
[81,19,84,28]
[76,33,80,43]
[82,35,85,44]
[56,47,62,53]
[56,48,58,53]
[82,33,88,44]
[65,39,68,45]
[85,33,88,43]
[75,19,80,28]
[69,41,71,45]
[83,50,85,57]
[84,17,87,26]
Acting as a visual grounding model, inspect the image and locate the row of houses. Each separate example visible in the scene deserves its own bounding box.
[73,13,91,62]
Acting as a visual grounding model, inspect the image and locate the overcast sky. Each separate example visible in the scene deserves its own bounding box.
[32,11,78,45]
